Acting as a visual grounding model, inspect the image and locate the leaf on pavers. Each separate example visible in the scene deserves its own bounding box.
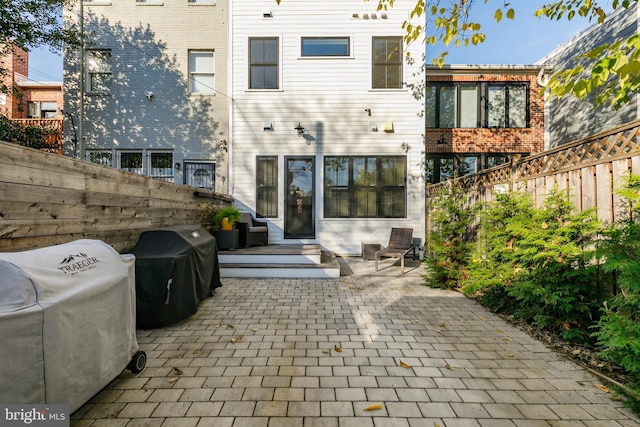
[227,324,235,329]
[173,367,184,375]
[143,385,149,392]
[406,320,412,324]
[192,349,200,355]
[414,319,420,324]
[334,345,343,353]
[363,403,383,411]
[434,423,442,427]
[504,337,513,342]
[479,316,486,321]
[231,338,245,343]
[270,294,279,300]
[438,322,446,327]
[322,350,330,355]
[168,377,178,384]
[507,353,514,357]
[572,349,581,355]
[444,363,454,371]
[435,330,443,334]
[496,329,504,333]
[594,383,609,393]
[398,360,411,369]
[251,328,259,332]
[214,325,221,328]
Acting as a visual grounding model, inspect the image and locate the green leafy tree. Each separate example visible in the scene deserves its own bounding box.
[0,0,82,90]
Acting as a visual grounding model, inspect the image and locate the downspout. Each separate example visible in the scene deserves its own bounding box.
[78,0,84,160]
[227,0,233,197]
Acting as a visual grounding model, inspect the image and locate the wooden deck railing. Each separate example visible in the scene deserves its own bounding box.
[10,118,64,154]
[426,119,640,233]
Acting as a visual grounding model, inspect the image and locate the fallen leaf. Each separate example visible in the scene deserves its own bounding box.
[479,317,486,321]
[227,324,235,329]
[173,367,183,375]
[398,360,411,369]
[168,377,178,383]
[496,329,503,333]
[572,349,581,355]
[438,322,445,327]
[322,350,330,355]
[414,320,420,324]
[406,320,412,324]
[231,338,245,343]
[270,294,279,300]
[504,337,513,342]
[251,328,259,332]
[435,329,443,334]
[214,325,221,328]
[363,403,383,411]
[444,363,454,371]
[192,349,200,355]
[507,353,514,357]
[541,221,548,229]
[594,383,609,393]
[434,423,442,427]
[334,345,343,353]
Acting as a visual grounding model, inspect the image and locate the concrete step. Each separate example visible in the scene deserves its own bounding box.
[218,244,341,278]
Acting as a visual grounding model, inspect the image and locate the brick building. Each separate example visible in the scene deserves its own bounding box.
[425,65,545,183]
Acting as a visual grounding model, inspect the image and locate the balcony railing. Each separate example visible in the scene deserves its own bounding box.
[10,118,64,154]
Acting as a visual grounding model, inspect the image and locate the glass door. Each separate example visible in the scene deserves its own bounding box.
[284,157,315,239]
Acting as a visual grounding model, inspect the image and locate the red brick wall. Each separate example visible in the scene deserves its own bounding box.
[425,73,544,155]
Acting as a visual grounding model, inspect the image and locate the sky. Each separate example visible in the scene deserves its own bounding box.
[27,1,606,83]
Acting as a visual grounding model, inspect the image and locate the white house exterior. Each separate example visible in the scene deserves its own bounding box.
[229,0,426,255]
[63,0,229,192]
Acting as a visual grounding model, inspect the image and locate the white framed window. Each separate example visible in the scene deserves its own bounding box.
[184,161,215,189]
[148,151,174,181]
[86,49,112,94]
[118,151,143,175]
[87,150,113,167]
[27,101,58,119]
[189,50,215,94]
[188,0,215,4]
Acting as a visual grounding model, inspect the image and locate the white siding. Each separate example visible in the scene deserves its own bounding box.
[231,0,425,254]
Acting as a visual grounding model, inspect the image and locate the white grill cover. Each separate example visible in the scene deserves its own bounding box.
[0,239,138,413]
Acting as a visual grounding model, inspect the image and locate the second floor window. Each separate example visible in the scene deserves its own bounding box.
[87,50,112,94]
[301,37,350,56]
[426,82,529,129]
[28,101,58,119]
[189,50,215,93]
[249,37,278,89]
[372,36,402,89]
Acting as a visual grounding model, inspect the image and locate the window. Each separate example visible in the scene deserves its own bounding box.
[188,0,215,3]
[189,51,215,93]
[27,101,58,118]
[372,36,402,89]
[426,153,517,184]
[184,161,215,189]
[118,151,143,175]
[86,50,112,94]
[256,156,278,217]
[249,38,278,89]
[426,82,528,128]
[149,151,173,181]
[301,37,350,56]
[88,150,112,166]
[324,156,406,218]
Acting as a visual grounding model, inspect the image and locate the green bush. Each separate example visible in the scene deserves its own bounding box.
[594,174,640,391]
[0,114,57,149]
[424,183,477,289]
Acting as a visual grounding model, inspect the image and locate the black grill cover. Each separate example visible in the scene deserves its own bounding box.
[131,225,221,328]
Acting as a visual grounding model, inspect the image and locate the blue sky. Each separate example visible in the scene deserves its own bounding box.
[27,2,604,82]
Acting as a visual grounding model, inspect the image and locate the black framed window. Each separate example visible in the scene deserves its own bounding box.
[249,37,278,89]
[257,156,278,217]
[426,82,528,129]
[301,37,350,56]
[372,36,402,89]
[324,156,406,218]
[426,153,515,184]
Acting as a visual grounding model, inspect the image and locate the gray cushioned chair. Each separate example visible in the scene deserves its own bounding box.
[237,213,268,247]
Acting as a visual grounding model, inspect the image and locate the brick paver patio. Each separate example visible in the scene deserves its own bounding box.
[71,257,640,427]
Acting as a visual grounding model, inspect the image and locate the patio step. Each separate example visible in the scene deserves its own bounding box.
[218,244,341,278]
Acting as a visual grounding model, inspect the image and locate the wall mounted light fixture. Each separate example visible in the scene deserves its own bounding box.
[437,134,446,144]
[175,162,181,170]
[294,123,305,137]
[364,108,371,116]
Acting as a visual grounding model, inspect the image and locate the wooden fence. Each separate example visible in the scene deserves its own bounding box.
[426,119,640,235]
[10,118,64,154]
[0,140,231,253]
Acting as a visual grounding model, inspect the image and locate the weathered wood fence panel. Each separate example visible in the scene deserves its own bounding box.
[0,141,231,253]
[426,120,640,238]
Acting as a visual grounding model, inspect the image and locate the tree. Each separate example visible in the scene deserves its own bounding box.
[0,0,81,87]
[367,0,639,110]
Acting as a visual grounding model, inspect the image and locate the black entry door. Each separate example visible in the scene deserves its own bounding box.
[284,157,315,239]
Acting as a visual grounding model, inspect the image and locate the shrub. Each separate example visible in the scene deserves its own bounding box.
[424,183,477,289]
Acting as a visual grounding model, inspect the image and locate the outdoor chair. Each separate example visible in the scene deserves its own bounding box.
[375,228,414,273]
[237,213,268,247]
